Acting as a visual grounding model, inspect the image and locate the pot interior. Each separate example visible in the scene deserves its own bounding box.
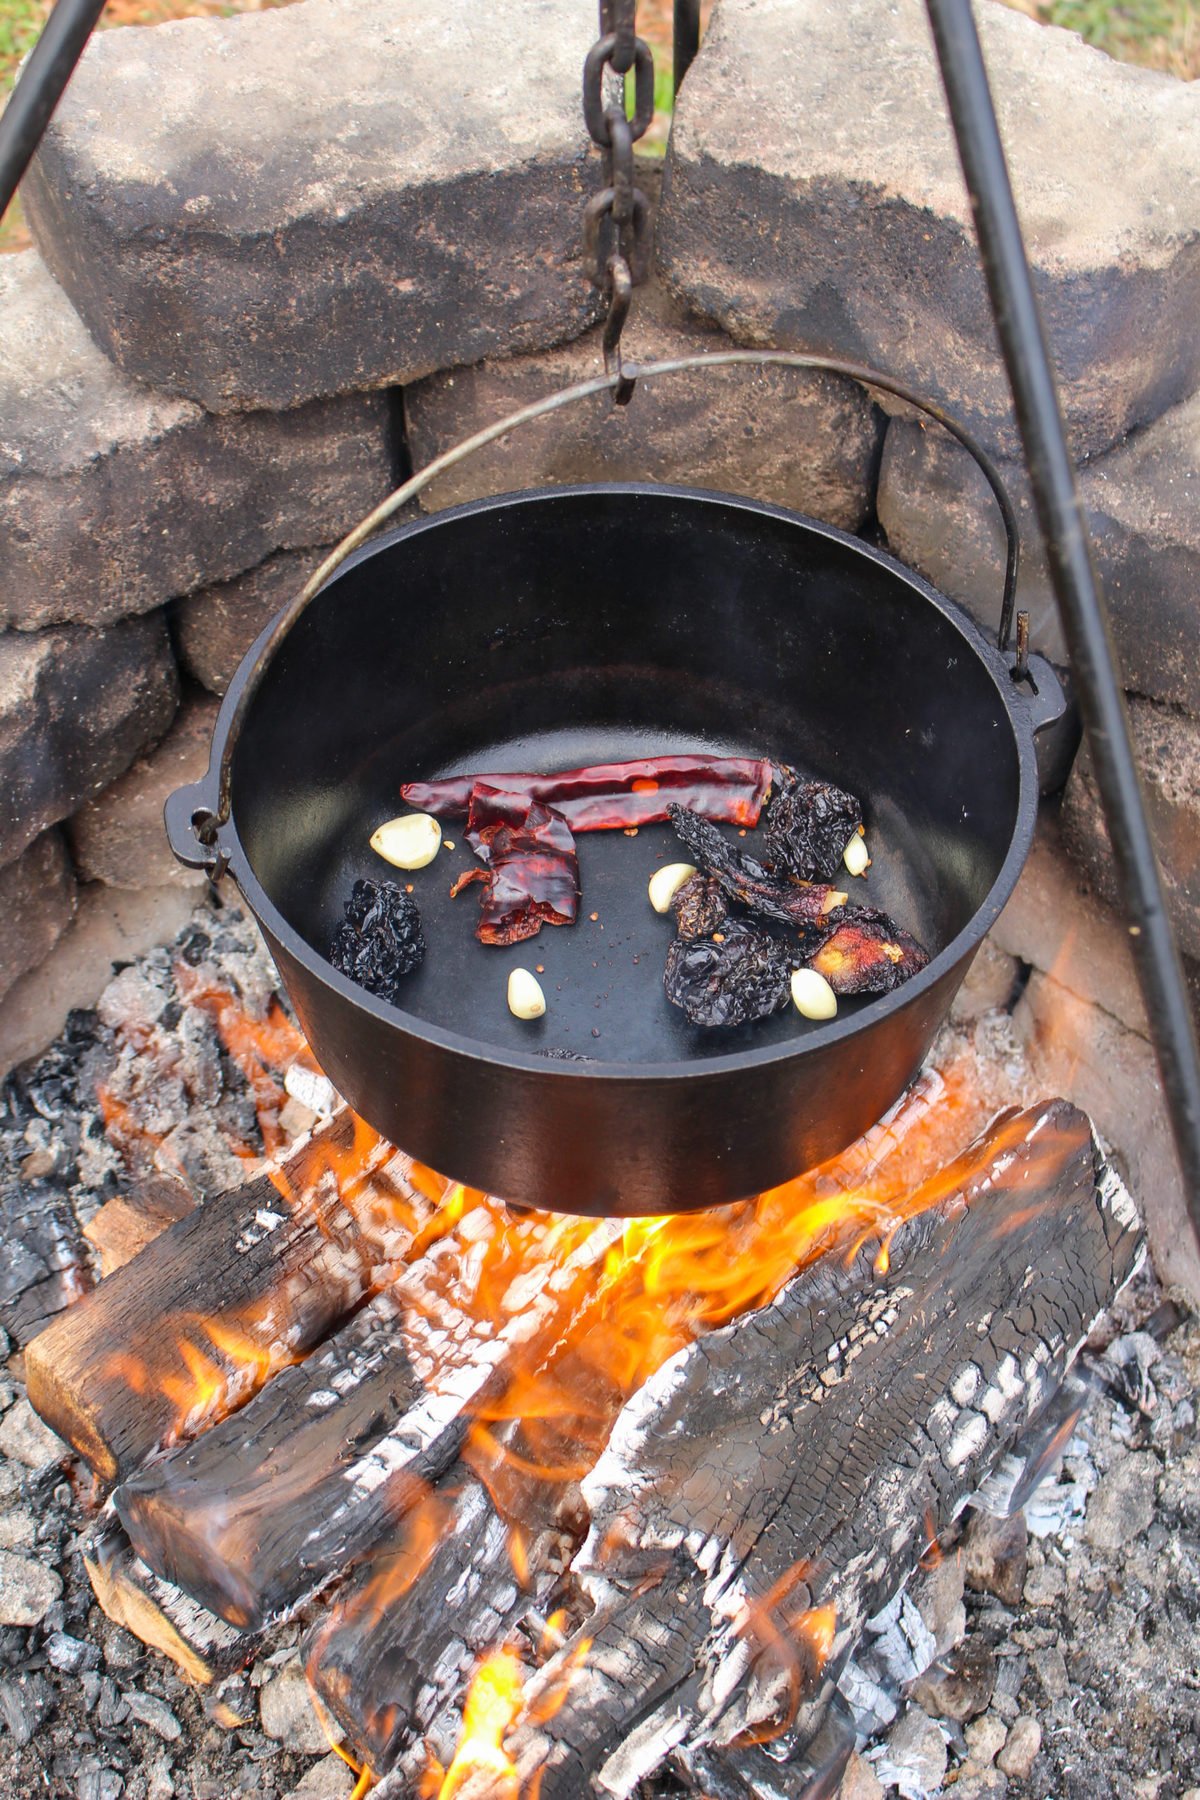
[228,486,1025,1067]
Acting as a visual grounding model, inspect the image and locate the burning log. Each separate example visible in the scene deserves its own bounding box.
[113,1207,622,1628]
[498,1102,1140,1799]
[113,1282,427,1630]
[24,1111,434,1480]
[333,1102,1137,1794]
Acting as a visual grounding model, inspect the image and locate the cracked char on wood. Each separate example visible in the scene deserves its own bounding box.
[23,1113,429,1480]
[496,1101,1141,1799]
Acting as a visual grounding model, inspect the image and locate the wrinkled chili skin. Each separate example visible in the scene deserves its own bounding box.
[402,755,774,830]
[809,906,930,995]
[329,878,425,1001]
[765,776,862,880]
[451,790,580,945]
[666,804,841,942]
[664,922,794,1027]
[671,873,729,940]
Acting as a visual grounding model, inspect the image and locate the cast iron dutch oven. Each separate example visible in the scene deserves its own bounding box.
[166,458,1066,1215]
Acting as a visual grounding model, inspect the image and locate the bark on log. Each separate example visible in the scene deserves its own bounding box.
[503,1102,1141,1799]
[24,1113,433,1479]
[84,1516,259,1686]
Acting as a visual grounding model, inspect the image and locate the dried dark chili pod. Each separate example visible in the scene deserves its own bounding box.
[808,907,929,995]
[666,805,845,940]
[402,755,774,830]
[764,774,863,880]
[670,873,729,940]
[329,878,424,1002]
[450,789,580,946]
[664,922,794,1028]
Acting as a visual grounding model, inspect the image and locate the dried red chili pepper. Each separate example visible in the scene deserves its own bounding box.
[449,787,580,946]
[401,755,774,831]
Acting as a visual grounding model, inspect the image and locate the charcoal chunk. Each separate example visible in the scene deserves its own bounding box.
[764,775,862,880]
[664,922,793,1028]
[329,879,425,1003]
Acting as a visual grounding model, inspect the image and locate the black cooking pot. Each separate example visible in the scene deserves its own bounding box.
[166,479,1065,1215]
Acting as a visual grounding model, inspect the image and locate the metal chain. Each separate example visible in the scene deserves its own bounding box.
[582,0,654,401]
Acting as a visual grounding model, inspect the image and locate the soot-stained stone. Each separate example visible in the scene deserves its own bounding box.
[0,254,396,632]
[878,396,1200,713]
[1061,695,1200,962]
[0,614,178,867]
[656,0,1200,460]
[68,691,219,891]
[0,832,76,1005]
[405,279,883,531]
[173,544,337,697]
[23,0,601,413]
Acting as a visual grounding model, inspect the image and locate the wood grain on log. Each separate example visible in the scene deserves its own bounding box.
[83,1172,197,1276]
[84,1516,259,1686]
[503,1103,1140,1799]
[24,1112,434,1479]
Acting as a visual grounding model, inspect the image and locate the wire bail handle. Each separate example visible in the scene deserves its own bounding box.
[193,348,1027,850]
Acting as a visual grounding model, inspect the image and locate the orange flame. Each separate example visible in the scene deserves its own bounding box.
[436,1649,525,1800]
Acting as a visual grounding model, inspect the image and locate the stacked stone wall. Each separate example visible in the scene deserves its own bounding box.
[2,0,1199,1283]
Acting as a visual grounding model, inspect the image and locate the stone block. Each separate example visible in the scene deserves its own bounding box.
[0,884,206,1080]
[174,545,336,697]
[0,613,178,866]
[657,0,1200,460]
[68,691,219,890]
[24,0,600,413]
[1013,969,1200,1299]
[878,396,1200,712]
[991,820,1147,1038]
[1060,698,1200,963]
[0,253,396,632]
[405,283,883,530]
[876,419,1064,666]
[0,832,76,1005]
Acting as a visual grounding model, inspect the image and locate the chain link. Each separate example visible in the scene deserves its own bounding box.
[582,0,653,400]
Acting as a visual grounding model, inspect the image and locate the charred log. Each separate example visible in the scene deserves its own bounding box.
[303,1071,958,1779]
[115,1210,621,1629]
[24,1112,432,1480]
[84,1516,259,1687]
[0,1177,90,1346]
[113,1284,423,1630]
[505,1103,1141,1798]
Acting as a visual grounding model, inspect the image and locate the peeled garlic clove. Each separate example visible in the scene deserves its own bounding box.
[843,831,871,877]
[370,813,442,870]
[507,967,546,1020]
[791,967,838,1021]
[648,862,698,914]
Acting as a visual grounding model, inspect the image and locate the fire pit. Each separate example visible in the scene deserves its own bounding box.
[0,897,1159,1799]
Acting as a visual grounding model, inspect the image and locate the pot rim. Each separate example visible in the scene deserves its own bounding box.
[195,481,1041,1082]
